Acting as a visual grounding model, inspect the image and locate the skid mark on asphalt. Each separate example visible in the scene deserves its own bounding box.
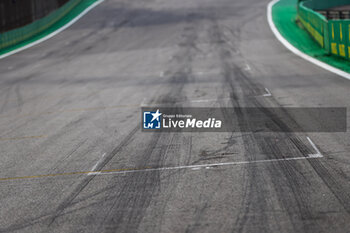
[0,104,140,119]
[0,167,152,181]
[3,91,101,106]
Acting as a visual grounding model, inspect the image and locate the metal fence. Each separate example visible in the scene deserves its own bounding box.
[0,0,82,51]
[298,2,328,49]
[298,0,350,60]
[0,0,69,33]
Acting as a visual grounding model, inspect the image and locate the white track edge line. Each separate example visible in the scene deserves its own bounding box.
[0,0,105,60]
[267,0,350,81]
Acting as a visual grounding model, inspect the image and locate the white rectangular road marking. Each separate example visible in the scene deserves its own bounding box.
[89,137,323,176]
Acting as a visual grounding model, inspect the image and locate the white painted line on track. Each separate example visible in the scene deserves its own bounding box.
[267,0,350,81]
[306,137,323,158]
[188,98,232,103]
[189,99,220,103]
[142,97,232,106]
[140,98,147,107]
[263,88,272,97]
[88,153,106,175]
[0,0,105,60]
[191,167,201,170]
[244,64,251,71]
[224,39,236,52]
[94,155,323,177]
[194,71,204,75]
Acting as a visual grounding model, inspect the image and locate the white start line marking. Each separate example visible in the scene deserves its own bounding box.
[88,137,323,176]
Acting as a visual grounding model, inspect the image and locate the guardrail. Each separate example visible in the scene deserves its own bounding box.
[298,0,350,60]
[0,0,81,51]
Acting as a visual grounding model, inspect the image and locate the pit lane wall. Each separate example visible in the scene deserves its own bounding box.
[298,0,350,60]
[0,0,81,50]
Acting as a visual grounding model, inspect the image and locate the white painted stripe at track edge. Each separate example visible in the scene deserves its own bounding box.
[267,0,350,81]
[0,0,105,60]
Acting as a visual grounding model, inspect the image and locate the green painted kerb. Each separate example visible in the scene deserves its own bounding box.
[272,0,350,73]
[0,0,100,56]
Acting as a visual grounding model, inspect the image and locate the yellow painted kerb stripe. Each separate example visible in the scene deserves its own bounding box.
[340,24,343,41]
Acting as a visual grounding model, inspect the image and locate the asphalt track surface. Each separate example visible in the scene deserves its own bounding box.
[0,0,350,232]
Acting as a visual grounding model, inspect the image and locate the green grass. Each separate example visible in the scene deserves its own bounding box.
[0,0,99,56]
[272,0,350,73]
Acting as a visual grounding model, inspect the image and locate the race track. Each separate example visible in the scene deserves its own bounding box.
[0,0,349,232]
